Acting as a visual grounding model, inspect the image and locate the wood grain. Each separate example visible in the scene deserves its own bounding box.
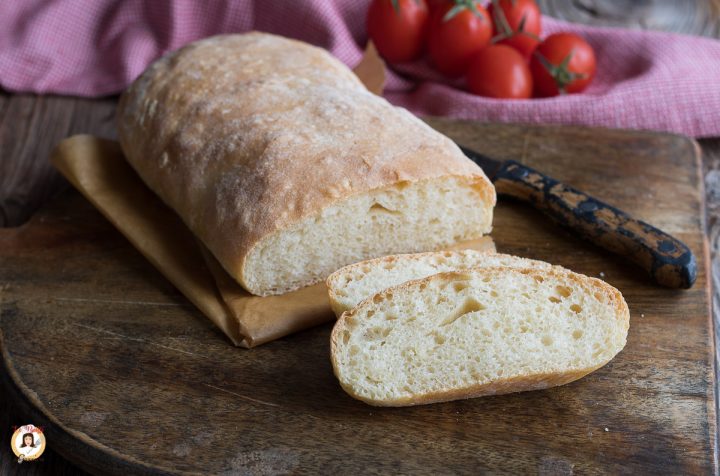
[700,136,720,471]
[0,95,116,228]
[0,120,714,474]
[0,95,115,476]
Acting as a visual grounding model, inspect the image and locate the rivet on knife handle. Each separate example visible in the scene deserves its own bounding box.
[493,160,697,289]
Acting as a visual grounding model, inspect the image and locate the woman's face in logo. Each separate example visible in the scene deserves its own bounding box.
[24,435,33,447]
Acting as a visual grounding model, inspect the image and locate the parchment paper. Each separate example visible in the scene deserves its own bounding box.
[48,46,495,347]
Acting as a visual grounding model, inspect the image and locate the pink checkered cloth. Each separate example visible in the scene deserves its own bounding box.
[2,0,719,137]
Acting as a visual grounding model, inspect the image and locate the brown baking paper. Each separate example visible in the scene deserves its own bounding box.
[48,48,494,347]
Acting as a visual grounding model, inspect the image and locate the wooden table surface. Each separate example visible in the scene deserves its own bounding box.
[1,2,719,474]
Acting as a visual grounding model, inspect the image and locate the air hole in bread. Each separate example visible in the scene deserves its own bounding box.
[556,285,572,298]
[368,202,400,215]
[453,282,469,292]
[372,294,383,304]
[363,326,391,341]
[349,345,359,355]
[594,292,604,301]
[542,336,554,346]
[533,275,544,283]
[385,314,397,321]
[431,332,446,345]
[440,297,486,326]
[570,304,582,314]
[490,290,498,297]
[549,296,561,304]
[572,330,583,339]
[419,283,427,291]
[342,331,350,344]
[367,310,375,318]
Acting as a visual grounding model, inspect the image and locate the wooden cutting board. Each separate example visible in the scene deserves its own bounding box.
[0,120,714,475]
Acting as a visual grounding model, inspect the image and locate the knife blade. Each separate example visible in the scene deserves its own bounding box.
[458,144,697,289]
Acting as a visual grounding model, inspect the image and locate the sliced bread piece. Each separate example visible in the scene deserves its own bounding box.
[330,266,629,406]
[326,250,555,317]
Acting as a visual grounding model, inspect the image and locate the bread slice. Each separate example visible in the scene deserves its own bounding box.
[326,250,555,317]
[117,32,495,296]
[330,267,629,406]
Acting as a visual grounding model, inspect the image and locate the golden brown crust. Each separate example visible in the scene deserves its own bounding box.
[330,266,630,406]
[116,32,495,293]
[339,366,606,407]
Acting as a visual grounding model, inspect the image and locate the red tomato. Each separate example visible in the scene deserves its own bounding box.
[428,1,492,77]
[466,45,532,99]
[488,0,541,58]
[530,33,596,97]
[367,0,429,63]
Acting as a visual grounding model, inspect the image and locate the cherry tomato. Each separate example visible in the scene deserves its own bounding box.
[530,32,596,97]
[366,0,429,63]
[428,1,493,77]
[466,44,532,99]
[488,0,541,58]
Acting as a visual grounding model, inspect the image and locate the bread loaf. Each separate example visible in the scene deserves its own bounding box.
[326,250,555,316]
[331,266,629,406]
[117,33,495,296]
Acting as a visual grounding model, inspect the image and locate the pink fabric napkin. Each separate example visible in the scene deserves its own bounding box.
[2,0,719,137]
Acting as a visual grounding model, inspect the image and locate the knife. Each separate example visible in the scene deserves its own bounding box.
[458,145,697,289]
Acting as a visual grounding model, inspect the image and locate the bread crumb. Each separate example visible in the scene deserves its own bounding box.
[604,427,609,432]
[640,314,645,318]
[599,272,606,278]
